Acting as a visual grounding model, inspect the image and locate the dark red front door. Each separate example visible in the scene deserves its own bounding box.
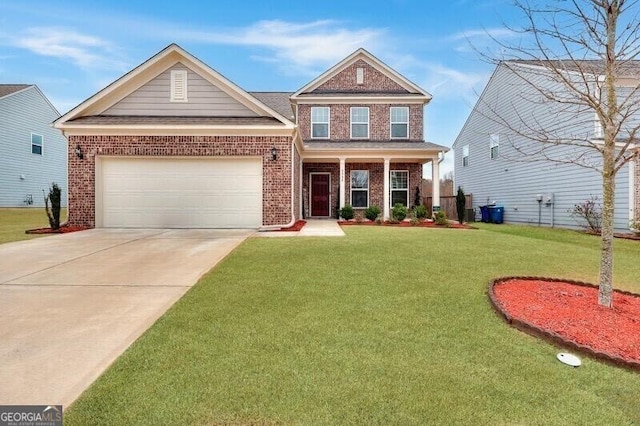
[311,174,330,216]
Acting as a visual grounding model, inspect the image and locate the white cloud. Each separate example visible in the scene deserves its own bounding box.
[169,20,386,74]
[419,63,491,103]
[449,27,515,42]
[12,27,126,70]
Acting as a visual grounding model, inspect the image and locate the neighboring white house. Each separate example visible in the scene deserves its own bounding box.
[453,61,639,232]
[0,85,67,207]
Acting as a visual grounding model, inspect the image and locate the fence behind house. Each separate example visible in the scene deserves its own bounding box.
[424,194,473,221]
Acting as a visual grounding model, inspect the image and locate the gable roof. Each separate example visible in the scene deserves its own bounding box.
[290,48,432,100]
[0,84,32,99]
[54,44,294,130]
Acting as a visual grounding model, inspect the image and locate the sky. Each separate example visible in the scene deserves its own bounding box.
[0,0,526,176]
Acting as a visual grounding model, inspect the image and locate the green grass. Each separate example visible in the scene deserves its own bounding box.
[64,225,640,425]
[0,208,68,244]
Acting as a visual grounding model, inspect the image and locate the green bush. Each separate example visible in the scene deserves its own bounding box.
[340,204,354,220]
[392,203,408,221]
[44,182,62,230]
[364,206,381,221]
[456,186,466,225]
[413,205,428,219]
[434,210,449,226]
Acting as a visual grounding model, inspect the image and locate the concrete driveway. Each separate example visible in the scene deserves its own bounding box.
[0,228,252,408]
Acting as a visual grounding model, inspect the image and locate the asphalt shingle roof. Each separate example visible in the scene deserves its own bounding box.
[0,84,32,98]
[249,92,294,121]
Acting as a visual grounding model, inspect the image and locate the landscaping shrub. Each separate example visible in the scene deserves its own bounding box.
[413,205,428,219]
[392,203,408,221]
[413,185,421,208]
[44,182,62,230]
[456,186,466,224]
[364,206,381,221]
[340,204,354,220]
[569,196,602,233]
[434,210,449,226]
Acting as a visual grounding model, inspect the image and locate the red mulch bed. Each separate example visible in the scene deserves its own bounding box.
[274,220,307,232]
[339,220,472,229]
[25,225,89,234]
[490,277,640,370]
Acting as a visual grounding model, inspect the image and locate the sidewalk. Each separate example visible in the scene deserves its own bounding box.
[257,220,345,237]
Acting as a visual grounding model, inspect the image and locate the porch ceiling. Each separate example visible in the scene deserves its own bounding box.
[301,140,446,163]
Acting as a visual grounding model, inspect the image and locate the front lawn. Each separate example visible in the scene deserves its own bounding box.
[65,225,640,425]
[0,208,68,244]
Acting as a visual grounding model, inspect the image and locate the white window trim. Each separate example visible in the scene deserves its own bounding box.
[350,107,370,139]
[356,67,364,85]
[170,69,188,102]
[390,106,409,139]
[31,133,43,156]
[390,170,409,207]
[490,134,499,160]
[350,169,369,208]
[311,106,330,139]
[462,144,469,167]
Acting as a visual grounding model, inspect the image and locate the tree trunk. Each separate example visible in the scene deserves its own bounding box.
[598,163,615,308]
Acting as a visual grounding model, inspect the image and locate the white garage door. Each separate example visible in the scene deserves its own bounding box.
[99,157,262,228]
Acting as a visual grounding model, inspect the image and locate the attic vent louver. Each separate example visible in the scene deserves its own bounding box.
[170,69,188,102]
[356,67,364,85]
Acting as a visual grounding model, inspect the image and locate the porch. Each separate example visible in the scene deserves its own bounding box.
[301,155,442,220]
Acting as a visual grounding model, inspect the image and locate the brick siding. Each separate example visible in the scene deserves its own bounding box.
[302,162,422,217]
[68,135,293,228]
[298,104,423,141]
[314,59,408,93]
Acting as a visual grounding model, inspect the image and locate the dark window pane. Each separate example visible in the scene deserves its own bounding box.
[312,123,328,138]
[352,190,368,208]
[391,123,408,138]
[32,144,42,155]
[352,123,368,138]
[391,190,408,206]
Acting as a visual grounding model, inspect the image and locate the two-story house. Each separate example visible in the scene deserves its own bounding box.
[453,61,639,231]
[54,44,448,229]
[0,84,68,207]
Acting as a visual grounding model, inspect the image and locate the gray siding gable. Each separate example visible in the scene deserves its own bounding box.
[0,86,68,207]
[454,64,633,232]
[104,63,259,117]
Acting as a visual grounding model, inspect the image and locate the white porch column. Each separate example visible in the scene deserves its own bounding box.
[339,157,346,209]
[432,158,440,214]
[383,157,390,220]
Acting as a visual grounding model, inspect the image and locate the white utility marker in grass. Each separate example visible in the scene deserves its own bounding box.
[557,353,581,367]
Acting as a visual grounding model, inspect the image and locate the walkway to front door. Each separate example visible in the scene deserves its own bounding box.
[310,173,330,216]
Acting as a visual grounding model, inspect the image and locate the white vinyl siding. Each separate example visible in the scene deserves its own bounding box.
[311,106,330,138]
[453,63,632,231]
[490,134,499,159]
[170,70,188,102]
[350,107,369,139]
[390,170,409,206]
[0,86,67,207]
[31,133,43,155]
[350,170,369,208]
[390,107,409,139]
[104,64,259,117]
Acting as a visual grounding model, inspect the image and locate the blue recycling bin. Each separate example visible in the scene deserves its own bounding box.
[488,206,504,224]
[480,205,490,223]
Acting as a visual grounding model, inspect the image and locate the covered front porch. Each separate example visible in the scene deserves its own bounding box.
[300,149,443,220]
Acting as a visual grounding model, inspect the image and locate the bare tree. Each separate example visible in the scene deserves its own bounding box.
[479,1,640,307]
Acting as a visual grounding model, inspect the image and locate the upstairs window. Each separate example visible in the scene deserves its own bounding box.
[490,134,499,159]
[350,107,369,139]
[350,170,369,208]
[170,70,188,102]
[462,144,469,167]
[311,107,330,138]
[31,133,43,155]
[390,107,409,139]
